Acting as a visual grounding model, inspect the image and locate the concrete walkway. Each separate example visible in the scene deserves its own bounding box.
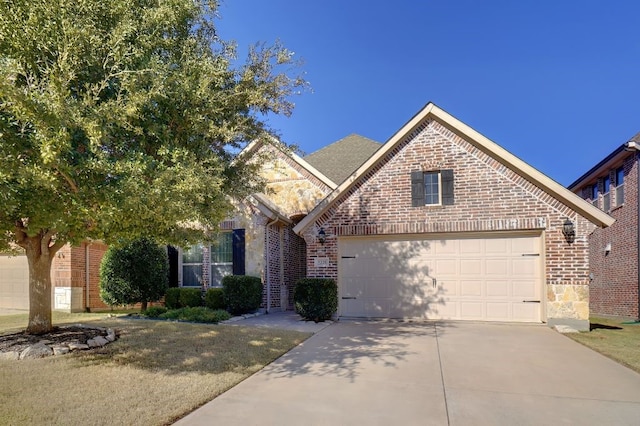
[176,319,640,426]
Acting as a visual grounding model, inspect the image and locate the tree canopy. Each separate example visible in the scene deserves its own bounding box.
[0,0,306,333]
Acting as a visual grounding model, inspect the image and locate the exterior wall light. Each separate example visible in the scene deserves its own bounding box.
[562,218,576,244]
[317,227,327,245]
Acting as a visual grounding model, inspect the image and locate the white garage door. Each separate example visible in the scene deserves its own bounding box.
[0,254,29,310]
[338,233,542,322]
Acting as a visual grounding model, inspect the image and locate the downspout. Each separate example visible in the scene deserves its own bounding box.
[85,242,90,312]
[265,218,278,314]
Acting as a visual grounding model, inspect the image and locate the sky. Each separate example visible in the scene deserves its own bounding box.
[215,0,640,186]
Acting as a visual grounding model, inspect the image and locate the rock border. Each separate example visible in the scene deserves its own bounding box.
[0,324,118,361]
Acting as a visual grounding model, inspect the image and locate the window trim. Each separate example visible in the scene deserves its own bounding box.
[424,171,442,206]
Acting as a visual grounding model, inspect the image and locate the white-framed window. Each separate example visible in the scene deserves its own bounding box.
[180,233,234,288]
[424,172,441,205]
[591,183,599,207]
[603,175,611,212]
[411,169,454,207]
[181,245,204,287]
[210,232,233,287]
[615,167,624,206]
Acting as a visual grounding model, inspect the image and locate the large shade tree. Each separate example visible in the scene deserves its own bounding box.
[0,0,306,334]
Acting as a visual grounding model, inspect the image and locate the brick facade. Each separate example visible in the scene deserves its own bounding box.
[577,153,639,319]
[52,241,109,311]
[302,118,597,325]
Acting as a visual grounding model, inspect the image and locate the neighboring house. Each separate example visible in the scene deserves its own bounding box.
[568,132,640,320]
[294,103,614,330]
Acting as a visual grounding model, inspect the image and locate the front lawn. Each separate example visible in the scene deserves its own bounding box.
[0,314,310,425]
[566,316,640,374]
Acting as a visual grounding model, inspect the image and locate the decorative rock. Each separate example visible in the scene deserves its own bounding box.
[52,346,70,355]
[555,325,579,334]
[20,343,53,359]
[0,351,20,360]
[105,329,117,342]
[68,342,90,351]
[92,336,109,347]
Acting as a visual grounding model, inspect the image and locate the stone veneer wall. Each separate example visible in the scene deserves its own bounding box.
[302,118,595,325]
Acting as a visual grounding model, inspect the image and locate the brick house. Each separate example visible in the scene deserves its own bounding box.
[294,103,614,330]
[0,134,379,313]
[568,132,640,320]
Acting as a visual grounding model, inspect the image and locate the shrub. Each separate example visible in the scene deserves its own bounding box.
[143,306,168,318]
[205,288,225,310]
[159,307,231,323]
[99,238,169,311]
[179,288,203,308]
[294,278,338,322]
[222,275,263,315]
[164,288,181,309]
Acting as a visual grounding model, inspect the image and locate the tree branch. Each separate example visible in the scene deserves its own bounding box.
[14,220,28,249]
[55,166,79,193]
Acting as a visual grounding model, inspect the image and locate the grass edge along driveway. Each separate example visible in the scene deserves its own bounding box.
[566,316,640,374]
[0,314,310,426]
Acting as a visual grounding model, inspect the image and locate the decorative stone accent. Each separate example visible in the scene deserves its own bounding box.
[20,343,53,359]
[0,326,119,361]
[0,351,20,360]
[52,346,70,355]
[68,343,90,351]
[547,284,590,320]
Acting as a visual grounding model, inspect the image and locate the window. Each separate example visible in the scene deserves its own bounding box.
[210,232,233,287]
[424,172,440,205]
[591,183,599,207]
[182,245,203,287]
[178,229,245,288]
[603,175,611,212]
[615,167,624,206]
[411,170,454,207]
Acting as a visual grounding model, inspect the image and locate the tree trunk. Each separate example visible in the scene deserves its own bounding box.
[25,243,55,334]
[14,225,64,335]
[141,300,148,312]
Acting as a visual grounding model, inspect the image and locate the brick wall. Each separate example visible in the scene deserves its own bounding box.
[587,155,639,318]
[303,119,594,322]
[52,241,108,311]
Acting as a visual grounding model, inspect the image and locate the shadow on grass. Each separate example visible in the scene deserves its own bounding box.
[590,323,623,331]
[72,319,310,376]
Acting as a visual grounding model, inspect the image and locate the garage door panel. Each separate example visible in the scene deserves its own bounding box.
[461,280,482,297]
[486,303,510,320]
[486,280,509,297]
[0,255,29,310]
[460,259,482,275]
[339,234,541,322]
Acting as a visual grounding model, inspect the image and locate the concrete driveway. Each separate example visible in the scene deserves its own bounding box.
[175,320,640,426]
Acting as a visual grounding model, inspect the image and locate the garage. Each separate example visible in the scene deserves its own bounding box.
[0,254,29,310]
[338,233,543,322]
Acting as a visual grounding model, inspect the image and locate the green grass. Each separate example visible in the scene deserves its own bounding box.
[567,316,640,374]
[0,314,310,425]
[0,310,135,334]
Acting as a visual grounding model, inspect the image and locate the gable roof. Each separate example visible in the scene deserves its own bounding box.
[568,132,640,190]
[303,134,381,185]
[294,102,615,235]
[241,137,337,190]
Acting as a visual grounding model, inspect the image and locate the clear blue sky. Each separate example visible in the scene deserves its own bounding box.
[216,0,640,186]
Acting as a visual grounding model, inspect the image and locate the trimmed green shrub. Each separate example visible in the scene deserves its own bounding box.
[179,288,203,308]
[164,288,181,309]
[205,288,225,310]
[294,278,337,322]
[143,306,168,318]
[222,275,263,315]
[159,307,231,323]
[99,238,169,312]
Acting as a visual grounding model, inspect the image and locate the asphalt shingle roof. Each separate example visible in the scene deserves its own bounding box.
[304,134,381,185]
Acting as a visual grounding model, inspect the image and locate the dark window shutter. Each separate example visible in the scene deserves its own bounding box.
[167,245,179,287]
[232,229,245,275]
[441,169,454,205]
[411,171,425,207]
